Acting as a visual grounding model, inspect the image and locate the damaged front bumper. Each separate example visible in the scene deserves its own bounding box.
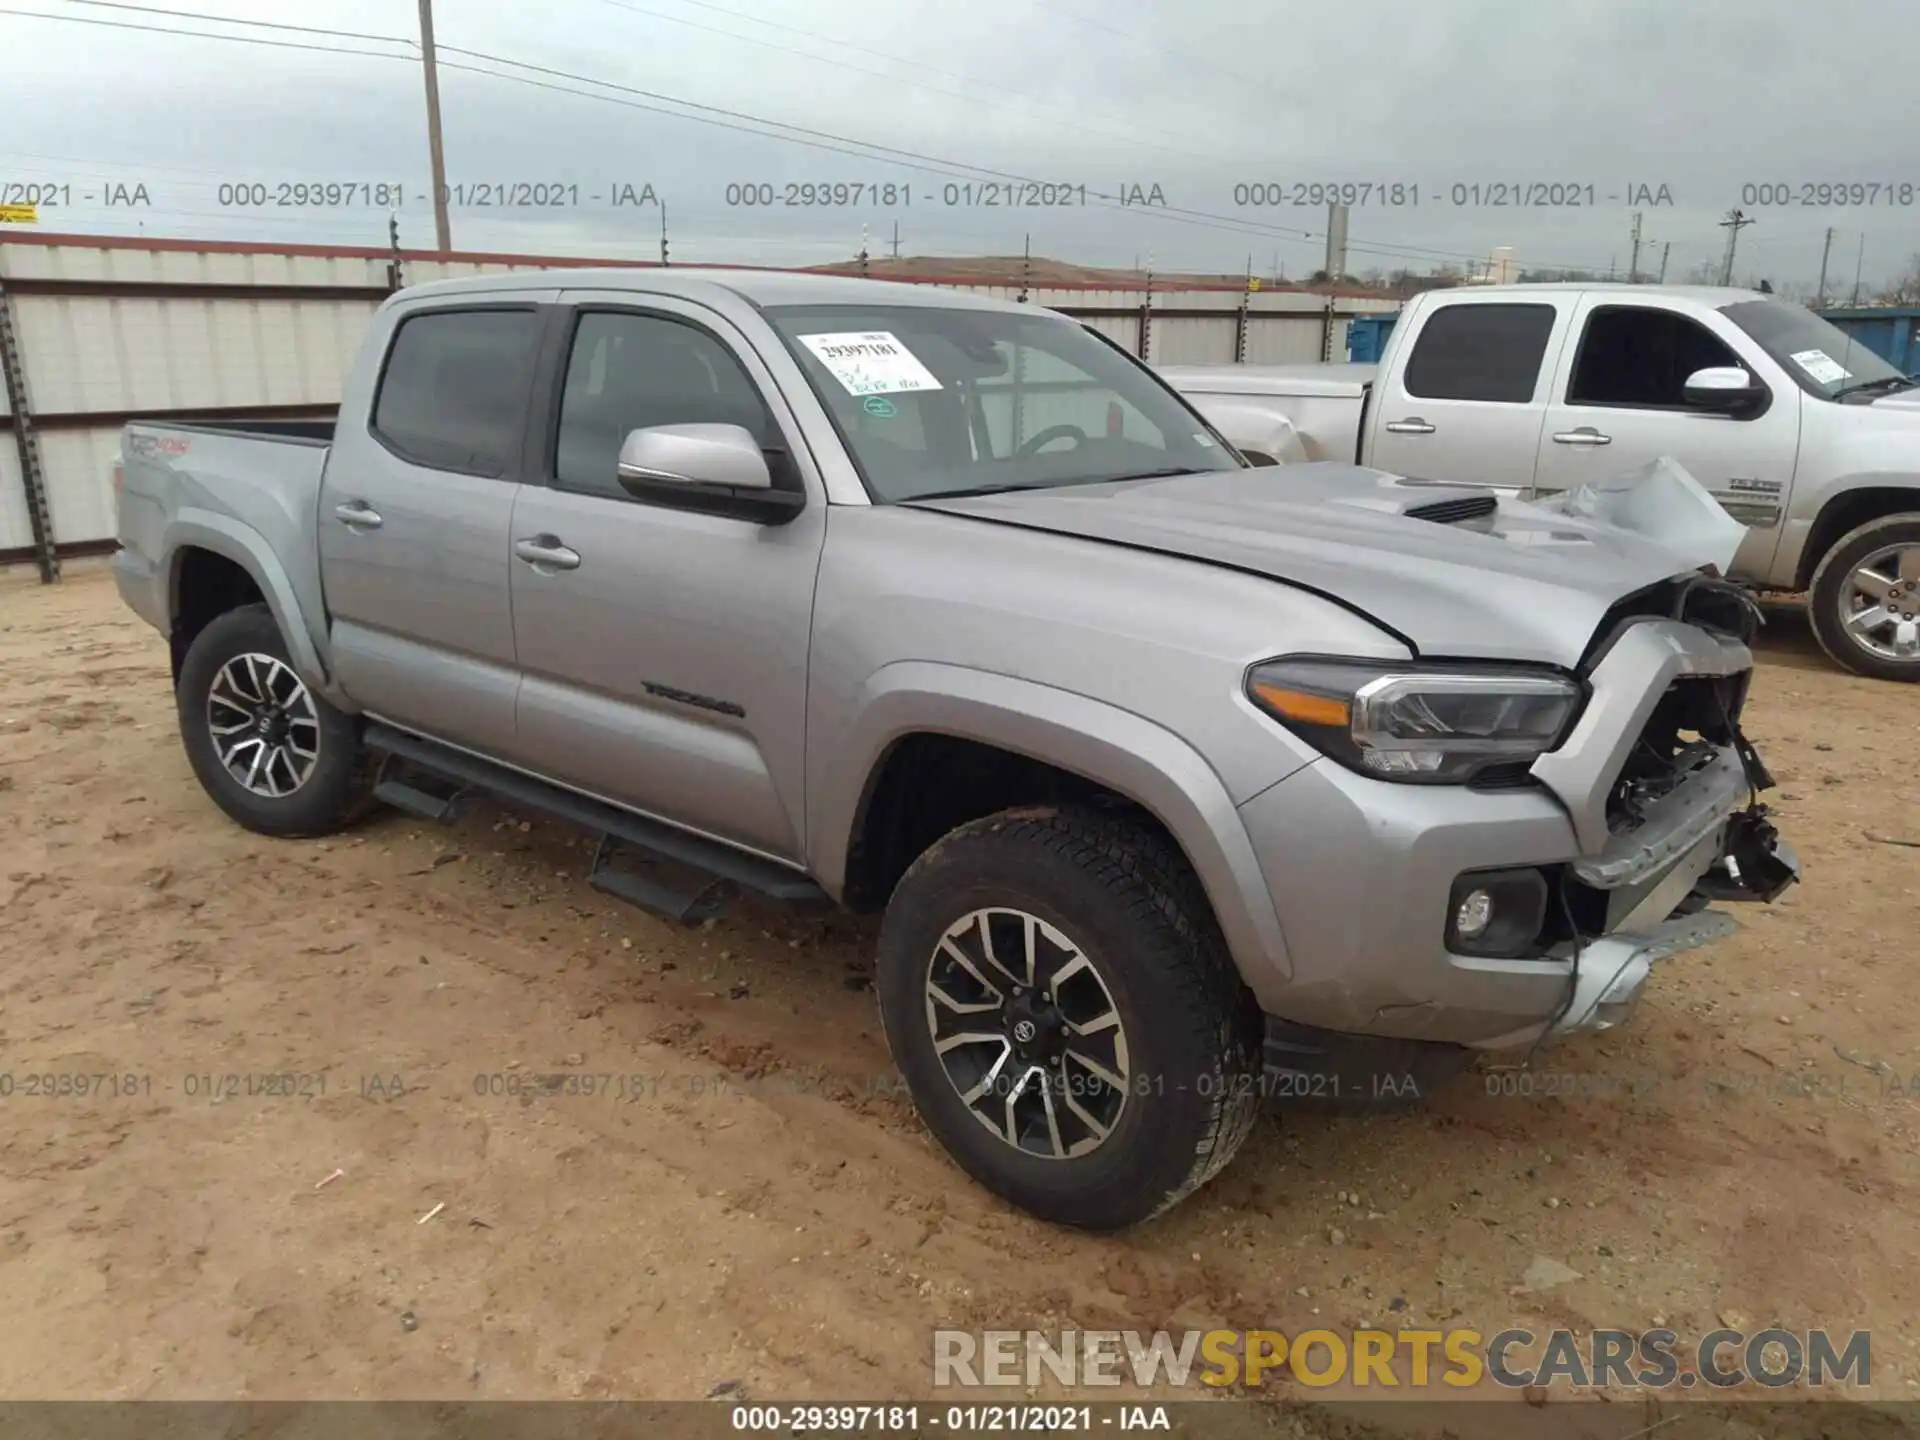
[1236,616,1799,1057]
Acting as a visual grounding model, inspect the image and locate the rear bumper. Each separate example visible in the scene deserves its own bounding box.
[112,546,167,634]
[1231,620,1796,1051]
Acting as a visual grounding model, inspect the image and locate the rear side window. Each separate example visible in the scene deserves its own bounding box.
[1403,303,1556,403]
[372,308,540,476]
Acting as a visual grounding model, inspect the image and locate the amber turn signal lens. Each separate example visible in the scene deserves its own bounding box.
[1249,682,1351,728]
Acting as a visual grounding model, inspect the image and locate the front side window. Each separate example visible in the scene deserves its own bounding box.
[1402,303,1556,404]
[1569,306,1744,408]
[554,312,779,498]
[765,304,1239,502]
[372,308,540,476]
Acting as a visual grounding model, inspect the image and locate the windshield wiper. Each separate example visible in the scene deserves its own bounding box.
[912,468,1213,503]
[1833,374,1918,400]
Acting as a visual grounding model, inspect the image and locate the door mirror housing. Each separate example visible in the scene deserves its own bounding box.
[1683,366,1768,417]
[614,423,804,522]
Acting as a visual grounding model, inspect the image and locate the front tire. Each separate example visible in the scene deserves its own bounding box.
[1809,514,1920,681]
[876,806,1260,1230]
[176,603,373,837]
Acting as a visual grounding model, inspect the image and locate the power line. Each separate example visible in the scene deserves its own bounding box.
[439,44,1613,270]
[0,6,416,59]
[2,4,1619,273]
[49,0,414,45]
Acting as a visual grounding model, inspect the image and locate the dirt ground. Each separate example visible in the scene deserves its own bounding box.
[2,563,1917,1415]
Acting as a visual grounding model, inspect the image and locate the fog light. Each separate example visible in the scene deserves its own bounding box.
[1455,888,1495,939]
[1445,868,1551,958]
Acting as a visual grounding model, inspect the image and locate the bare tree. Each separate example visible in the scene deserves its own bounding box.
[1874,254,1920,306]
[1680,258,1722,286]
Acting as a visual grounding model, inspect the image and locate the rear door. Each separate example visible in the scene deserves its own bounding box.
[318,297,552,758]
[1531,297,1800,576]
[506,292,827,861]
[1364,294,1575,493]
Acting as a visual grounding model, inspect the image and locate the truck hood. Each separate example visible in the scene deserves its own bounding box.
[914,465,1714,669]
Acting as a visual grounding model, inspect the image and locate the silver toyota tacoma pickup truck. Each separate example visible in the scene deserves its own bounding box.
[113,269,1798,1230]
[1163,284,1920,681]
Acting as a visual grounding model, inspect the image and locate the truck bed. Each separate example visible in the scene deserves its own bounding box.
[113,418,335,676]
[1159,363,1375,464]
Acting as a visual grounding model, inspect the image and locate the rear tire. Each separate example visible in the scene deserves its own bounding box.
[1808,514,1920,681]
[876,806,1260,1231]
[176,604,373,837]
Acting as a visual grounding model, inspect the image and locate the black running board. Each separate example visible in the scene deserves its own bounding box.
[363,723,827,923]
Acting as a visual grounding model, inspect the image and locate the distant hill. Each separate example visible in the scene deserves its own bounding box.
[803,253,1384,297]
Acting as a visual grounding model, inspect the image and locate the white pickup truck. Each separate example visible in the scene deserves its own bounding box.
[1163,284,1920,680]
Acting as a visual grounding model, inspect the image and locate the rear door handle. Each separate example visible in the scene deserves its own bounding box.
[1552,427,1613,446]
[333,500,383,530]
[1384,417,1436,434]
[514,535,581,572]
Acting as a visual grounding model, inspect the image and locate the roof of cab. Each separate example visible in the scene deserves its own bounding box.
[386,266,1041,315]
[1425,282,1773,308]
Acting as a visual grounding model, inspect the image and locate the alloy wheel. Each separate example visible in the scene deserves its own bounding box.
[923,907,1131,1160]
[206,652,321,798]
[1843,543,1920,661]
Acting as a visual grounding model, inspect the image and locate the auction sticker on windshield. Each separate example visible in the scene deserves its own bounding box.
[1790,348,1852,386]
[799,331,944,396]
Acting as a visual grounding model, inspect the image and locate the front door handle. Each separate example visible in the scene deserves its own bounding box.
[1552,427,1613,446]
[1384,417,1436,434]
[514,535,581,572]
[333,500,383,530]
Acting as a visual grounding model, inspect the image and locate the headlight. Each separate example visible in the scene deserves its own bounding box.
[1246,658,1580,784]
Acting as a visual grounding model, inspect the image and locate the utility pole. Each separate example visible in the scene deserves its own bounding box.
[1718,208,1754,286]
[658,198,669,267]
[1815,226,1834,307]
[386,212,405,292]
[1658,241,1671,283]
[1018,234,1031,303]
[1850,232,1867,306]
[1627,211,1643,284]
[417,0,452,252]
[888,220,901,260]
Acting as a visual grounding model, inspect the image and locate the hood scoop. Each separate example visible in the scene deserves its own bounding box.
[1323,480,1500,527]
[1403,493,1499,525]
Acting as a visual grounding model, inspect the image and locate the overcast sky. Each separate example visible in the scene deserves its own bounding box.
[2,0,1915,291]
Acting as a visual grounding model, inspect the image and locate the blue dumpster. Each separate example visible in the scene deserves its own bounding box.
[1817,307,1920,376]
[1346,312,1400,364]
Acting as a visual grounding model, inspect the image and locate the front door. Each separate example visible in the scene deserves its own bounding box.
[507,294,826,861]
[1531,298,1801,577]
[318,300,550,759]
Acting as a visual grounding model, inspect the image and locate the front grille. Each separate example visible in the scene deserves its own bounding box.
[1606,674,1749,834]
[1405,494,1498,525]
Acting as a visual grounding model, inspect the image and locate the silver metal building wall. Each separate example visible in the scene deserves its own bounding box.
[0,232,1398,573]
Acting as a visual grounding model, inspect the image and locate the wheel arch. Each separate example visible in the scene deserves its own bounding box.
[1790,478,1920,591]
[812,662,1293,1005]
[163,511,338,700]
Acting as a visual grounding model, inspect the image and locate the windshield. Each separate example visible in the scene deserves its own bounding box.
[765,304,1242,502]
[1721,299,1911,400]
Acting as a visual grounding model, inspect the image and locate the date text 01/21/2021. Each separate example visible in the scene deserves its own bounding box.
[213,182,664,208]
[729,1406,1172,1432]
[722,181,1168,208]
[1229,181,1676,208]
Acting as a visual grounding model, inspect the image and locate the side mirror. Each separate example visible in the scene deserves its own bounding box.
[618,423,772,490]
[1683,366,1767,417]
[615,423,804,523]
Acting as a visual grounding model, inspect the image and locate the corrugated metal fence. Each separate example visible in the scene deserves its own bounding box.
[0,232,1397,577]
